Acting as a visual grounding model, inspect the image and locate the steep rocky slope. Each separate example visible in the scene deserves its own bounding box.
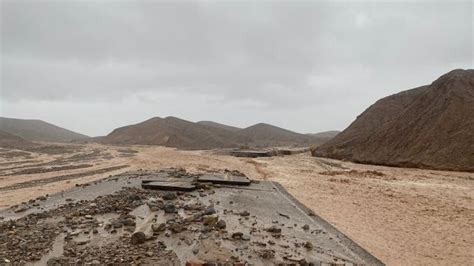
[313,69,474,171]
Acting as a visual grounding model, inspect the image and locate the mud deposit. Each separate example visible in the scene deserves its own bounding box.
[0,169,380,265]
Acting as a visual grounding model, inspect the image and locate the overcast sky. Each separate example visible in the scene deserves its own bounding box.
[1,0,472,136]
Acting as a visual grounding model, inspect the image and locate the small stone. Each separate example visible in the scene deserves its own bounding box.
[76,239,90,245]
[232,232,243,240]
[192,246,199,255]
[302,224,310,231]
[203,206,216,215]
[131,232,147,244]
[164,203,177,213]
[169,223,185,233]
[242,234,250,241]
[202,214,218,226]
[239,210,250,217]
[265,226,281,234]
[162,192,177,200]
[259,249,275,259]
[152,223,166,232]
[304,241,313,249]
[85,215,93,219]
[216,220,226,229]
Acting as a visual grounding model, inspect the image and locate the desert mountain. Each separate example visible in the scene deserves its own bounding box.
[197,121,241,132]
[237,123,321,147]
[0,117,89,143]
[101,117,329,149]
[101,116,252,149]
[313,69,474,172]
[307,130,340,139]
[0,129,37,149]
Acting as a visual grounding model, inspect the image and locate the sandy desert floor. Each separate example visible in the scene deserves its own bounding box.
[0,143,473,265]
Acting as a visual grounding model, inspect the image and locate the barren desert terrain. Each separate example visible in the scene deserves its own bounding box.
[0,143,473,265]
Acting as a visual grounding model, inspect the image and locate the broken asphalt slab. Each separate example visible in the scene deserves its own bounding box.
[0,169,384,265]
[197,174,251,186]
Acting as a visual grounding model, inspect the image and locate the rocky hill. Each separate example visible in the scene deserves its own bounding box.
[307,131,340,139]
[0,117,89,143]
[197,121,241,132]
[100,117,252,149]
[313,69,474,172]
[237,123,320,147]
[0,130,38,149]
[101,117,330,149]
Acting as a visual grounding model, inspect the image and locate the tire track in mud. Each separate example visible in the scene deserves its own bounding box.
[0,165,129,191]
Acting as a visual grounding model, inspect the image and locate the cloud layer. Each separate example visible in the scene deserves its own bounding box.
[1,1,472,136]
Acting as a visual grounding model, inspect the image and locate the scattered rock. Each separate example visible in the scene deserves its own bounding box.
[265,226,282,234]
[202,214,219,226]
[259,249,275,259]
[152,223,166,232]
[162,192,177,200]
[232,232,244,240]
[239,210,250,217]
[216,220,226,229]
[163,203,177,213]
[203,206,216,215]
[130,231,147,244]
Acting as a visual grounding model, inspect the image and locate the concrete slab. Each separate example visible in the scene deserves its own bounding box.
[275,147,310,156]
[229,150,274,158]
[198,174,251,186]
[141,180,196,191]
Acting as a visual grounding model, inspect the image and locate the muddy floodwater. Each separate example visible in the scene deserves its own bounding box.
[0,143,473,265]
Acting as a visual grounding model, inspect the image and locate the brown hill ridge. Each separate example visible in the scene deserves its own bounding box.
[101,117,331,149]
[0,130,36,149]
[307,131,340,139]
[313,69,474,172]
[101,116,251,149]
[0,117,89,143]
[197,121,241,132]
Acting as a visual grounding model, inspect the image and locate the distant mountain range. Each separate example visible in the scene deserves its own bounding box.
[0,116,336,150]
[1,69,472,172]
[0,117,89,143]
[99,116,334,149]
[313,69,474,172]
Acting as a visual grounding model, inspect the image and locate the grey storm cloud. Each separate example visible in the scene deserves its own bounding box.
[1,0,473,136]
